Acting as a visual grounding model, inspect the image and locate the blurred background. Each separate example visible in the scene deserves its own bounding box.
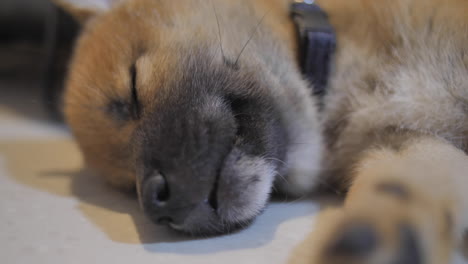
[0,0,79,121]
[0,4,323,264]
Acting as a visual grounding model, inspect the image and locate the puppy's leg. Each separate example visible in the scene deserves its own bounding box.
[299,134,468,264]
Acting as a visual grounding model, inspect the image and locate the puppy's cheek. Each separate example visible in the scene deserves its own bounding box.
[217,148,276,222]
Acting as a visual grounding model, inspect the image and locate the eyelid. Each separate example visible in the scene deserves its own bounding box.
[130,64,141,118]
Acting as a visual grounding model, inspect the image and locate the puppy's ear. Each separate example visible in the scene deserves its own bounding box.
[52,0,123,23]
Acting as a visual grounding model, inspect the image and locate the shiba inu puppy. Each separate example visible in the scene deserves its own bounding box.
[56,0,322,235]
[55,0,468,262]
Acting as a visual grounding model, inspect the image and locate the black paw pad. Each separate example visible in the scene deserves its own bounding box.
[327,223,378,257]
[393,225,423,264]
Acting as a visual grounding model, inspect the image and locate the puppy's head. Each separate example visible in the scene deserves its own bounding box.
[59,0,290,235]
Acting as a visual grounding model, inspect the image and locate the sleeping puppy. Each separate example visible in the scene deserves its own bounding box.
[55,0,468,263]
[55,0,322,235]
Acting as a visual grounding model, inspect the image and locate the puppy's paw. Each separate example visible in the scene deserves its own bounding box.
[321,220,423,264]
[291,186,454,264]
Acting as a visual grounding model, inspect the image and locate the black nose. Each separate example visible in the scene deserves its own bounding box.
[141,172,195,226]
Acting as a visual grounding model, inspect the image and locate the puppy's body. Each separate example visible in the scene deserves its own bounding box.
[57,0,468,262]
[300,0,468,263]
[319,0,468,187]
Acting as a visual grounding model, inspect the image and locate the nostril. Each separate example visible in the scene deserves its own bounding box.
[208,174,220,211]
[156,216,173,226]
[154,174,170,201]
[144,172,170,203]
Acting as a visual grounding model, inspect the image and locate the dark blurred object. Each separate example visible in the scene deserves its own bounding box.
[291,2,336,98]
[0,0,80,121]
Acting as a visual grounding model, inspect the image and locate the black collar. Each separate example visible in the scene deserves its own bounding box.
[291,1,336,97]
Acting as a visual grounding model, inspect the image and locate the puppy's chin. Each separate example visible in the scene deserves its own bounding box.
[216,148,275,222]
[167,148,277,236]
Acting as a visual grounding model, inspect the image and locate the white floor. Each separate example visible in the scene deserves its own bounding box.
[0,81,466,264]
[0,81,320,264]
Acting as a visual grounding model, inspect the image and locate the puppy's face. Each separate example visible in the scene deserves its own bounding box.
[62,0,288,235]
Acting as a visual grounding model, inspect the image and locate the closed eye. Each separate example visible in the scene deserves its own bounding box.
[130,64,141,119]
[105,64,141,122]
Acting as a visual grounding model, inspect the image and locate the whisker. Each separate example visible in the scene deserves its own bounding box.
[233,113,251,118]
[211,0,226,61]
[274,171,289,185]
[285,194,308,204]
[271,184,278,193]
[263,157,288,166]
[234,9,271,67]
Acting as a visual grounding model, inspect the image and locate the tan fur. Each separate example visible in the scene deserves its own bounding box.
[57,0,468,261]
[291,0,468,263]
[318,0,468,186]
